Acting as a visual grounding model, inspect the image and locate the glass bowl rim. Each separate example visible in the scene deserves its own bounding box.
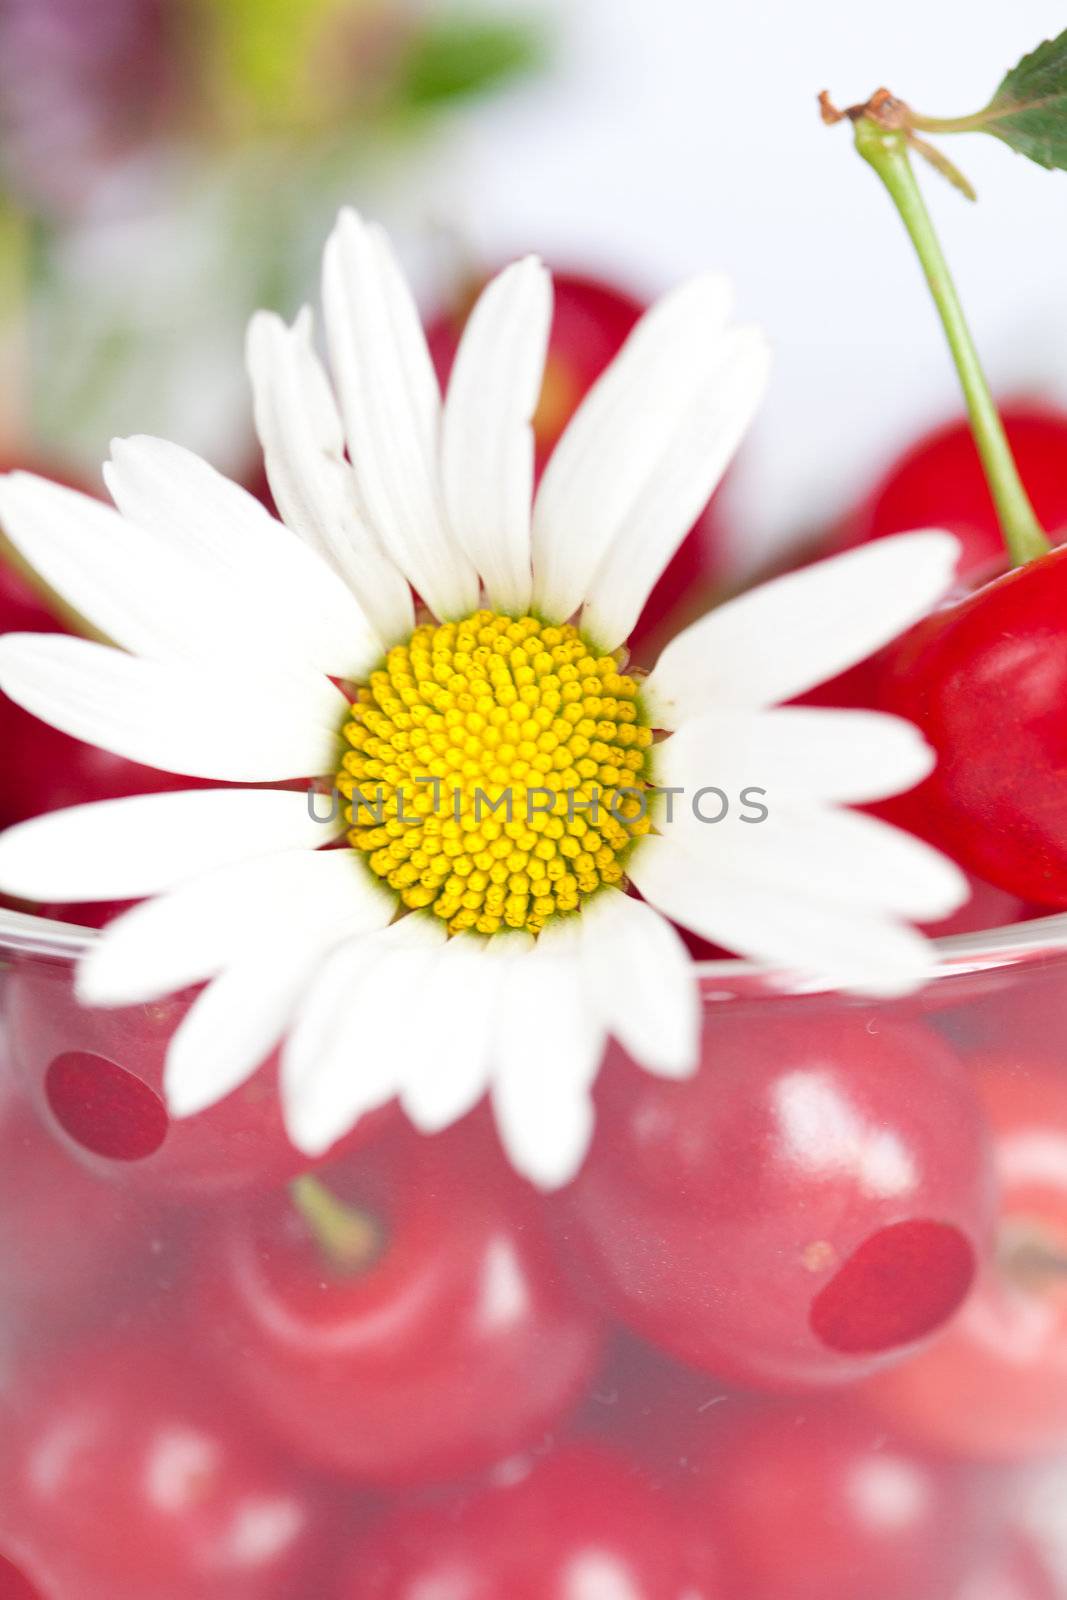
[4,904,1067,1001]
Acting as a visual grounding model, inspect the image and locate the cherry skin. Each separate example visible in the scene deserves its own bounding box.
[838,406,1067,578]
[957,1532,1059,1600]
[0,1553,44,1600]
[789,643,1030,940]
[916,871,1032,938]
[694,1402,987,1600]
[0,1340,322,1600]
[558,1013,996,1390]
[194,1120,605,1486]
[874,544,1067,908]
[570,1331,743,1477]
[860,1054,1067,1462]
[5,963,392,1200]
[426,269,727,661]
[0,1068,140,1327]
[343,1442,723,1599]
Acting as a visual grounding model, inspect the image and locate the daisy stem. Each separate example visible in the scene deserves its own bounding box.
[852,116,1050,568]
[289,1174,382,1273]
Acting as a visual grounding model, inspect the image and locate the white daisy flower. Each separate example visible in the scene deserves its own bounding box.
[0,209,967,1189]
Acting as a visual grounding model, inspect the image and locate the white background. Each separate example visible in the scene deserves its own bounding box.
[434,0,1067,570]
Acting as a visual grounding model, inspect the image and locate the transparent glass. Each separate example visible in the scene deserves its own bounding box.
[0,906,1065,1599]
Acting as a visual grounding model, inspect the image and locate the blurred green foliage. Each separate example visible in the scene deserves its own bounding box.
[395,11,548,109]
[202,0,547,136]
[0,0,552,473]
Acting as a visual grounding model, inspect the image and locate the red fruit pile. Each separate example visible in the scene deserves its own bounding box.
[807,405,1067,924]
[194,1123,604,1486]
[860,1039,1067,1462]
[0,1342,323,1600]
[1,952,1064,1599]
[347,1442,723,1599]
[557,1013,995,1389]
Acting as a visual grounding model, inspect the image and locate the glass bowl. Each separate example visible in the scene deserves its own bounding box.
[0,904,1065,1599]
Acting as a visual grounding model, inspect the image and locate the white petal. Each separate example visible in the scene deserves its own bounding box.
[283,915,447,1157]
[653,706,937,808]
[579,890,698,1078]
[655,797,969,920]
[630,833,939,997]
[322,209,479,620]
[581,325,770,649]
[246,308,414,645]
[77,848,394,1007]
[531,274,734,625]
[491,921,605,1187]
[0,788,342,904]
[0,472,235,663]
[441,258,552,614]
[105,435,381,680]
[643,532,961,727]
[166,936,333,1118]
[399,930,532,1133]
[397,935,494,1132]
[280,935,389,1131]
[0,633,346,781]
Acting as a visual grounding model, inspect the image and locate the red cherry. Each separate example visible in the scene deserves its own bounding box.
[559,1014,996,1389]
[570,1333,747,1491]
[957,1532,1059,1600]
[342,1442,723,1599]
[860,1054,1067,1461]
[0,685,187,826]
[426,269,727,660]
[792,628,1027,937]
[917,871,1032,938]
[0,1069,140,1326]
[1,690,195,858]
[4,963,389,1200]
[945,963,1067,1063]
[0,551,65,631]
[0,1553,43,1600]
[0,1341,321,1600]
[194,1122,604,1486]
[839,406,1067,577]
[695,1402,987,1600]
[875,545,1067,907]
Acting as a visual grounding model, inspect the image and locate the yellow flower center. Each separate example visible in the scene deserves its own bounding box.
[336,610,654,936]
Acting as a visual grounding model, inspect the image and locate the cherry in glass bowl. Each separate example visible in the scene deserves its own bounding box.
[1,904,1066,1597]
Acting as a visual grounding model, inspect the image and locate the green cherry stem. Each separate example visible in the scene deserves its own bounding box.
[906,107,997,137]
[289,1174,382,1273]
[852,115,1050,567]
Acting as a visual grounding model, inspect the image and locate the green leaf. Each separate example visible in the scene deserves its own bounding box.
[982,30,1067,169]
[393,12,549,110]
